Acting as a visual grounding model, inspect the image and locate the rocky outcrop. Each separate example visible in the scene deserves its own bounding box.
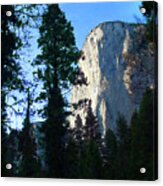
[70,21,155,134]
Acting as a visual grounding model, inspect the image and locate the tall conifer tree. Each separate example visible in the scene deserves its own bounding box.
[18,89,41,177]
[130,89,155,180]
[35,4,79,177]
[80,100,102,179]
[104,129,117,179]
[1,5,22,176]
[115,114,131,179]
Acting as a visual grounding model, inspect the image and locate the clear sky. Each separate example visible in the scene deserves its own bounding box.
[60,1,145,49]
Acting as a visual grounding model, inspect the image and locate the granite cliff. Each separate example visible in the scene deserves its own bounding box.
[70,21,155,134]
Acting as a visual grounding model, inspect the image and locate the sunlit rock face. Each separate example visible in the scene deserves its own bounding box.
[70,21,154,134]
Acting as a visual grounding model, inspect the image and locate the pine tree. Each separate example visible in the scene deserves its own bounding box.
[73,114,83,145]
[18,89,41,177]
[1,5,22,177]
[63,134,79,178]
[130,89,155,180]
[115,114,131,179]
[129,110,141,179]
[139,89,155,180]
[72,114,83,178]
[140,1,158,46]
[35,4,80,177]
[80,100,102,179]
[84,100,99,141]
[103,129,117,179]
[7,129,20,176]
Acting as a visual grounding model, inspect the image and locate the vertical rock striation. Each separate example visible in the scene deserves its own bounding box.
[70,21,154,134]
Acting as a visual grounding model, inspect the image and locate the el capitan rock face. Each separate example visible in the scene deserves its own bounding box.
[70,21,155,134]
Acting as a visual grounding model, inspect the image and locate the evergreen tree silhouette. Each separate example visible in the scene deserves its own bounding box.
[103,129,117,179]
[130,89,156,180]
[1,5,22,177]
[35,4,80,177]
[18,89,41,177]
[115,114,131,179]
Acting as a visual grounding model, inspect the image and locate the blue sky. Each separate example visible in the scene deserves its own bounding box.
[60,1,145,49]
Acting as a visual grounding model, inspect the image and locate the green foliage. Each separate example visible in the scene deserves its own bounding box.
[102,89,156,181]
[115,114,131,179]
[34,4,80,177]
[36,4,79,89]
[1,5,22,91]
[18,125,41,177]
[130,89,156,180]
[63,101,103,179]
[1,126,10,177]
[18,90,41,177]
[140,1,158,46]
[80,140,103,179]
[1,5,22,177]
[1,4,88,178]
[63,136,80,178]
[129,110,141,179]
[103,129,117,179]
[79,100,102,179]
[84,100,99,140]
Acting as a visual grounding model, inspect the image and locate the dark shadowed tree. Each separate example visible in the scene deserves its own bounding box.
[129,110,141,179]
[1,5,22,177]
[18,89,41,177]
[34,4,80,177]
[79,100,102,179]
[84,100,99,141]
[115,114,131,179]
[130,89,155,180]
[63,134,80,178]
[140,1,158,46]
[62,114,84,178]
[138,89,155,180]
[103,129,117,179]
